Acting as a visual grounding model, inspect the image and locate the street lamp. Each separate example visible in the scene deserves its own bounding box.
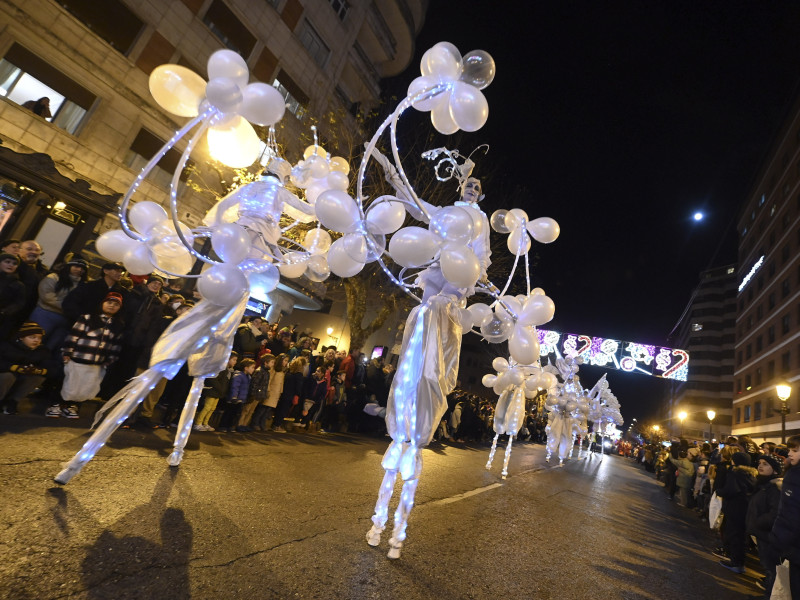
[652,424,660,442]
[707,410,715,442]
[678,411,687,437]
[777,384,792,444]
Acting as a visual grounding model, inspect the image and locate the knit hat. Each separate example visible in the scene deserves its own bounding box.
[104,292,123,306]
[101,261,125,271]
[146,274,165,286]
[757,454,782,475]
[17,322,44,337]
[67,255,88,269]
[731,452,751,467]
[0,252,20,264]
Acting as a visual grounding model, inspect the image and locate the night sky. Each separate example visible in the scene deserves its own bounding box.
[383,2,800,422]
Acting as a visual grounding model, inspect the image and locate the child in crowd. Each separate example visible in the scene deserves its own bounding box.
[321,369,347,433]
[249,354,275,431]
[218,358,254,433]
[264,354,287,432]
[195,352,238,432]
[236,359,261,432]
[0,322,51,414]
[299,365,327,430]
[48,292,124,418]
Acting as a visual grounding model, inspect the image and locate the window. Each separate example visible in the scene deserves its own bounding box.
[768,360,775,379]
[60,0,144,55]
[737,351,742,366]
[328,0,349,20]
[783,278,790,298]
[769,293,776,310]
[783,314,791,335]
[757,305,763,321]
[744,405,751,422]
[735,407,741,424]
[736,378,742,393]
[745,374,752,389]
[203,0,256,57]
[124,129,191,191]
[782,352,791,373]
[747,316,753,330]
[273,70,308,119]
[746,344,752,360]
[783,244,791,264]
[755,367,762,385]
[768,326,775,344]
[0,44,95,135]
[298,21,330,68]
[756,335,763,352]
[754,401,762,421]
[692,323,703,332]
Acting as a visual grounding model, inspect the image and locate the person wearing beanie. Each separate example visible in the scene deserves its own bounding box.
[0,252,26,340]
[745,455,783,595]
[61,261,128,323]
[717,451,758,574]
[0,322,52,414]
[47,291,124,419]
[29,255,88,352]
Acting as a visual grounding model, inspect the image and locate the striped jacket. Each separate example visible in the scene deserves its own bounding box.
[62,314,123,365]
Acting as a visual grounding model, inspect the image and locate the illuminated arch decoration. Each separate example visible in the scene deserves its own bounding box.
[536,328,689,381]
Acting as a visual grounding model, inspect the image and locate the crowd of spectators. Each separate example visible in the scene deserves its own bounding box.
[627,434,800,598]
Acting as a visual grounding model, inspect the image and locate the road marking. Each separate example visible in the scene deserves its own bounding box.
[428,483,503,506]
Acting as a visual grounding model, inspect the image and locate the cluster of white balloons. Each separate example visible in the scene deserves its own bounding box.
[481,356,558,399]
[407,42,495,134]
[489,209,560,256]
[149,49,286,168]
[96,201,194,276]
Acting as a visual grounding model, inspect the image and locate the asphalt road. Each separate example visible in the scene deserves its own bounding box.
[0,415,764,599]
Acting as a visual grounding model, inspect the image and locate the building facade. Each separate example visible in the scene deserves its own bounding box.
[0,0,426,271]
[732,98,800,443]
[664,265,737,441]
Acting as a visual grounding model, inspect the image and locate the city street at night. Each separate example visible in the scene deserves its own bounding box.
[1,418,763,599]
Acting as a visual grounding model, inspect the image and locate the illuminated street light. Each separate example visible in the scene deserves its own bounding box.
[678,411,687,437]
[707,410,715,442]
[777,384,792,444]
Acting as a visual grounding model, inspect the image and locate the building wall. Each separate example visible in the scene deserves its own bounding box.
[666,265,737,441]
[732,96,800,443]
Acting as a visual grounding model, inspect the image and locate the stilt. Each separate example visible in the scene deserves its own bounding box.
[168,377,205,466]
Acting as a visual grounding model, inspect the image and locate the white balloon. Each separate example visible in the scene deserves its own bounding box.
[303,145,327,160]
[507,227,531,255]
[326,170,349,191]
[205,77,242,114]
[482,374,497,388]
[480,311,514,343]
[306,155,330,179]
[315,189,360,232]
[278,252,308,278]
[509,327,541,365]
[531,287,545,296]
[327,237,365,277]
[198,264,248,305]
[507,368,525,387]
[123,243,155,275]
[129,201,168,235]
[492,357,509,372]
[421,44,461,80]
[304,180,328,205]
[305,255,330,282]
[207,50,249,88]
[429,206,474,244]
[448,81,488,132]
[303,228,332,254]
[388,226,438,268]
[96,230,139,262]
[504,208,529,230]
[240,82,285,125]
[151,248,193,275]
[148,64,206,117]
[431,92,459,135]
[366,200,406,234]
[459,49,496,90]
[458,307,473,330]
[440,244,480,288]
[329,156,350,174]
[496,296,522,321]
[207,117,261,168]
[407,75,445,112]
[527,217,561,244]
[525,376,541,392]
[467,302,492,328]
[520,295,556,326]
[540,372,558,390]
[490,209,511,233]
[147,220,193,257]
[248,263,280,296]
[212,223,250,264]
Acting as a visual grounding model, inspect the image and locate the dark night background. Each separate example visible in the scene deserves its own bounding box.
[382,2,800,422]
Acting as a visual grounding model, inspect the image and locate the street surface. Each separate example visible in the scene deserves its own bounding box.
[1,415,764,599]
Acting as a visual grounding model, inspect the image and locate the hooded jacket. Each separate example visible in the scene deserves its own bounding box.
[718,464,758,514]
[770,465,800,563]
[746,474,782,541]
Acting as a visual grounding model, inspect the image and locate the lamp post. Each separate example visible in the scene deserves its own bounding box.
[777,384,792,444]
[678,411,687,437]
[707,410,715,442]
[652,424,660,443]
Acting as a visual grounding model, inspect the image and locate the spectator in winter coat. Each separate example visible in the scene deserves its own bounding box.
[15,240,48,325]
[233,318,264,361]
[717,452,758,574]
[0,322,52,414]
[62,262,128,323]
[669,450,696,507]
[0,253,27,340]
[272,356,306,432]
[29,256,88,351]
[746,454,783,596]
[218,358,255,433]
[249,354,275,431]
[770,435,800,598]
[194,353,238,431]
[300,365,328,427]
